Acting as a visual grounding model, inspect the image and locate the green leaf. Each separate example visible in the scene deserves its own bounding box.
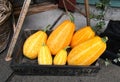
[89,14,94,19]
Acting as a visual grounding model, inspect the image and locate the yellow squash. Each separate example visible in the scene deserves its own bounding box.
[53,48,68,65]
[70,26,95,47]
[68,36,108,65]
[23,31,47,59]
[38,43,52,65]
[47,20,75,55]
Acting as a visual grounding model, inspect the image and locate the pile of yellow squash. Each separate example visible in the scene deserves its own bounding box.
[23,19,108,66]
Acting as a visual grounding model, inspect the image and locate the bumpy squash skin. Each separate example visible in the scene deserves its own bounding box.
[47,20,75,55]
[38,44,52,65]
[53,49,67,65]
[71,26,95,48]
[23,31,47,59]
[67,36,107,65]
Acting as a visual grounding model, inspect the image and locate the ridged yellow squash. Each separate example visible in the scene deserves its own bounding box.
[71,26,95,48]
[47,20,75,55]
[68,36,108,65]
[53,48,68,65]
[23,31,47,59]
[38,43,52,65]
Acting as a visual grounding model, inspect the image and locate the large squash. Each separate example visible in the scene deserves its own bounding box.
[67,36,108,65]
[47,20,75,55]
[71,26,95,47]
[38,43,52,65]
[23,30,47,59]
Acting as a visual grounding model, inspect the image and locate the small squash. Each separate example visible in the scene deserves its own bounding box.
[47,20,75,55]
[38,43,52,65]
[67,36,108,65]
[53,47,69,65]
[70,26,95,48]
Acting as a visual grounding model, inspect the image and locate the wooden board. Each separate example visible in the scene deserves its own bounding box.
[14,2,58,16]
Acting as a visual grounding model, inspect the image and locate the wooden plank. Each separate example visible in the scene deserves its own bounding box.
[84,0,90,26]
[5,0,31,61]
[14,2,58,16]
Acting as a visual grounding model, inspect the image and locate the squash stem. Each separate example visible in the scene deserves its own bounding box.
[68,12,75,23]
[62,0,74,22]
[43,24,51,32]
[42,43,46,46]
[102,36,108,43]
[64,46,71,50]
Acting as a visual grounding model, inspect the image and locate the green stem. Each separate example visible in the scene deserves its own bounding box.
[102,36,108,43]
[64,46,71,50]
[62,0,74,22]
[43,24,51,32]
[68,12,75,22]
[42,43,46,46]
